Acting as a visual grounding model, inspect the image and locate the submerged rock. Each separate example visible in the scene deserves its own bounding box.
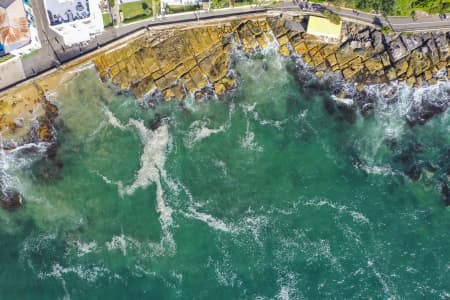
[149,114,167,131]
[406,99,449,127]
[32,158,64,182]
[441,182,450,207]
[0,190,24,210]
[36,122,55,143]
[405,165,421,181]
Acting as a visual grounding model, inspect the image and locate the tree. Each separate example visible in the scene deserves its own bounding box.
[411,9,416,20]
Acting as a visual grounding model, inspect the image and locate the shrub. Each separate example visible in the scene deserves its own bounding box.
[381,26,392,34]
[323,10,342,25]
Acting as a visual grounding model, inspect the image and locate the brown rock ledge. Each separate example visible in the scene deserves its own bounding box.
[94,15,449,103]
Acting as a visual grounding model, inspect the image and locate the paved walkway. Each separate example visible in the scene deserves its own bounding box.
[0,57,26,90]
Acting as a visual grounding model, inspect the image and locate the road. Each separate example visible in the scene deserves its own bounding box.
[276,2,450,32]
[4,0,449,92]
[327,5,450,32]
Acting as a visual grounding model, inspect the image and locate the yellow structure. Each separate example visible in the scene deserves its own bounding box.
[306,16,342,40]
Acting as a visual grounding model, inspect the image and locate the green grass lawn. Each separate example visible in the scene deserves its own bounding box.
[311,0,450,16]
[165,4,199,14]
[102,13,112,27]
[21,50,39,59]
[210,0,229,9]
[120,0,152,21]
[233,0,255,7]
[0,54,13,63]
[393,0,450,16]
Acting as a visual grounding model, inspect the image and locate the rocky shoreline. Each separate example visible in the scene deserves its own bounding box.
[0,14,448,149]
[94,14,449,99]
[0,13,449,208]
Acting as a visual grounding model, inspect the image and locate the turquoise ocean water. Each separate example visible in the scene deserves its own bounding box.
[0,49,449,299]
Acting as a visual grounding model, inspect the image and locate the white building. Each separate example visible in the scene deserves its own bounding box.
[44,0,104,46]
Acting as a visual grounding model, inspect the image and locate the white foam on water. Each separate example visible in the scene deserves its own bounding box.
[213,265,239,288]
[367,260,398,299]
[93,170,116,186]
[358,164,397,176]
[115,118,176,253]
[39,263,112,283]
[349,211,370,225]
[332,95,354,106]
[40,264,71,300]
[239,213,269,247]
[87,120,107,140]
[0,139,53,208]
[212,159,228,177]
[256,116,289,128]
[183,206,233,233]
[19,233,57,265]
[262,32,282,56]
[339,223,362,246]
[314,239,342,272]
[102,105,127,131]
[20,233,112,291]
[170,271,183,285]
[241,102,257,113]
[133,264,157,277]
[207,251,241,288]
[72,240,97,257]
[240,119,263,152]
[105,232,171,259]
[184,102,235,148]
[118,120,171,207]
[275,271,302,300]
[275,235,302,264]
[366,83,415,138]
[6,141,49,155]
[106,234,140,256]
[184,119,227,148]
[93,106,176,256]
[356,81,449,170]
[303,198,370,225]
[241,102,289,130]
[1,142,50,172]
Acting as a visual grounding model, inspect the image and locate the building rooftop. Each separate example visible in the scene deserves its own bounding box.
[45,0,91,26]
[307,16,342,40]
[0,0,15,9]
[0,0,30,54]
[43,0,103,46]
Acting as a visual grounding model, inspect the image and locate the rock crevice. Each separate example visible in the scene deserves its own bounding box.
[94,15,450,102]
